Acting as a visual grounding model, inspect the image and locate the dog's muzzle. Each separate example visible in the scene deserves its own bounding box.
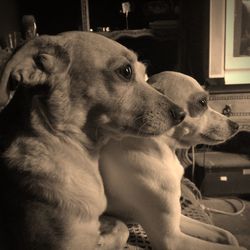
[228,120,239,134]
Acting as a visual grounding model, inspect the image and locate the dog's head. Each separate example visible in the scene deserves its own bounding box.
[0,32,185,140]
[148,71,239,148]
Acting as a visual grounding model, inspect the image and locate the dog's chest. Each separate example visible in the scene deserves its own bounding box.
[4,136,107,217]
[48,141,107,214]
[155,140,184,179]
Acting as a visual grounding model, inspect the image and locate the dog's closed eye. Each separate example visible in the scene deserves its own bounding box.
[116,64,133,81]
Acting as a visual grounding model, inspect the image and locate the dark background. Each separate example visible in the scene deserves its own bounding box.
[0,0,209,82]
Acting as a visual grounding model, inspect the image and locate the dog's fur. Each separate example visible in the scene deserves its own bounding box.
[100,71,246,250]
[0,33,185,250]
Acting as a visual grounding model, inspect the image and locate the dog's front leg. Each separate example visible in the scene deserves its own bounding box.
[135,189,183,250]
[136,192,245,250]
[142,211,246,250]
[180,214,239,246]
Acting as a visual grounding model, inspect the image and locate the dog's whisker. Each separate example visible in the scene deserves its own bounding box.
[133,114,145,124]
[137,121,148,136]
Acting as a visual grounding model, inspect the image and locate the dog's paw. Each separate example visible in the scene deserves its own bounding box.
[219,230,239,246]
[202,225,239,246]
[96,215,129,250]
[194,227,240,246]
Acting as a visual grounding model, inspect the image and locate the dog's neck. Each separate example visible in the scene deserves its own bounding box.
[0,80,94,154]
[156,134,178,152]
[33,76,71,126]
[123,134,183,160]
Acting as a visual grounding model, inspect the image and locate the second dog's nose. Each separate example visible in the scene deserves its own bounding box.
[170,106,186,125]
[228,120,239,133]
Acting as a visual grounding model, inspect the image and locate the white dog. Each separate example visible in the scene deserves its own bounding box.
[100,71,246,250]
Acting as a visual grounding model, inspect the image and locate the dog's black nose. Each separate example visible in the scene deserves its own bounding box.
[228,120,239,133]
[170,106,186,125]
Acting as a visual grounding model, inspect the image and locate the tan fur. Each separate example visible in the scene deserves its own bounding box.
[0,34,185,250]
[100,72,246,250]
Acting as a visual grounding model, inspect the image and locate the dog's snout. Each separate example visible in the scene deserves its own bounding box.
[228,120,239,133]
[169,106,186,125]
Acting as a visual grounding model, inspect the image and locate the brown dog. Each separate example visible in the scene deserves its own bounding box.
[0,33,185,249]
[100,71,246,250]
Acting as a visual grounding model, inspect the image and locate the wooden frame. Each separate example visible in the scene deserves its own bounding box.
[225,0,250,84]
[209,0,250,84]
[80,0,90,31]
[209,0,226,78]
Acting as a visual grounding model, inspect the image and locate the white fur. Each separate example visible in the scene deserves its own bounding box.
[100,72,246,250]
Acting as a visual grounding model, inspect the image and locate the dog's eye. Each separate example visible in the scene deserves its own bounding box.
[117,64,133,81]
[198,98,207,107]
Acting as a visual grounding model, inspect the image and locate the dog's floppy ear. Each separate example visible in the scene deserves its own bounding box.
[11,52,69,85]
[0,39,70,110]
[0,49,16,109]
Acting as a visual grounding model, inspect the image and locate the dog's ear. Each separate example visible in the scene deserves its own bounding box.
[0,49,15,109]
[11,51,69,85]
[0,40,70,110]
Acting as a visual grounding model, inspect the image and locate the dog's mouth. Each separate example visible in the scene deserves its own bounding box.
[200,133,225,143]
[120,125,162,137]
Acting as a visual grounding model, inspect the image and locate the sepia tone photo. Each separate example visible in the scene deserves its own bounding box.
[0,0,249,249]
